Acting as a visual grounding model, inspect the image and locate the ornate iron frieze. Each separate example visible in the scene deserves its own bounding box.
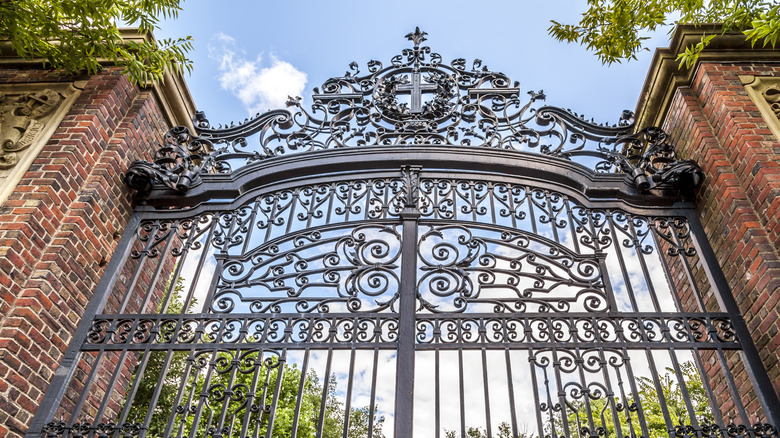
[82,313,735,349]
[125,28,703,196]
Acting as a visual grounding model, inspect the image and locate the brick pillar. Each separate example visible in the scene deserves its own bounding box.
[636,25,780,408]
[0,35,195,437]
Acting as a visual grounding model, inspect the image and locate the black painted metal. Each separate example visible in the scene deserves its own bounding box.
[30,28,779,438]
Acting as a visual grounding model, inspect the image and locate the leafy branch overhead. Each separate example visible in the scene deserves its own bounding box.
[548,0,780,68]
[0,0,193,85]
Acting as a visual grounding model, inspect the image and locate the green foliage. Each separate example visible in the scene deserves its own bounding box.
[129,356,385,438]
[548,1,780,67]
[0,0,193,85]
[444,422,523,438]
[444,362,710,438]
[634,361,713,438]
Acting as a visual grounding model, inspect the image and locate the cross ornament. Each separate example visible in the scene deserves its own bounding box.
[395,71,437,114]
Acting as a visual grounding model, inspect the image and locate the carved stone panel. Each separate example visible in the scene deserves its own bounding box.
[739,75,780,142]
[0,82,84,205]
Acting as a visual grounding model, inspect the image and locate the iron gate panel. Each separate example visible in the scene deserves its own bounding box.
[30,28,779,438]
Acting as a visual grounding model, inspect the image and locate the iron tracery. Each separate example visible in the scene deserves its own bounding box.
[32,28,780,438]
[125,27,702,197]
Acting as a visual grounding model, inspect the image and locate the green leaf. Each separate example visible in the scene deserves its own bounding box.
[0,0,193,86]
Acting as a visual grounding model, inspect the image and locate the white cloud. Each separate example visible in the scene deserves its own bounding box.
[210,33,307,115]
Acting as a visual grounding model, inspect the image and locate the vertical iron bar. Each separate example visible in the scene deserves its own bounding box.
[435,348,440,438]
[627,216,662,312]
[691,348,726,426]
[187,348,219,438]
[66,352,104,424]
[527,189,538,235]
[316,348,334,438]
[214,347,240,438]
[290,349,311,438]
[117,222,159,314]
[606,212,640,312]
[550,348,571,438]
[505,348,519,438]
[367,348,379,438]
[565,198,581,254]
[545,191,560,244]
[529,351,547,438]
[136,221,178,314]
[714,348,752,426]
[648,218,686,312]
[164,351,198,438]
[667,348,701,429]
[621,348,651,438]
[265,350,286,437]
[458,349,466,438]
[394,199,420,437]
[644,349,676,437]
[180,216,216,313]
[254,351,271,438]
[481,348,492,437]
[238,351,263,438]
[241,199,260,254]
[573,348,597,434]
[342,347,357,438]
[666,219,707,312]
[95,350,129,427]
[487,182,496,225]
[158,223,194,314]
[139,350,177,438]
[596,349,624,438]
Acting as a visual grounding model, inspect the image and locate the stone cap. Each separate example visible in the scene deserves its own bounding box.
[635,24,780,131]
[0,28,196,131]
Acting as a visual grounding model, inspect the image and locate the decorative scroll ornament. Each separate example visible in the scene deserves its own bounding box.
[0,89,61,169]
[125,28,703,195]
[124,126,214,193]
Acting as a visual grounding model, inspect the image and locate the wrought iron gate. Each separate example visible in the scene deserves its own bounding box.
[31,28,780,438]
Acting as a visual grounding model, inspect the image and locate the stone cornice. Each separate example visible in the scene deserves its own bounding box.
[635,24,780,131]
[0,28,196,131]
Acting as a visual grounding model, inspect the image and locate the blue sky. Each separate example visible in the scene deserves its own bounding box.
[155,0,674,127]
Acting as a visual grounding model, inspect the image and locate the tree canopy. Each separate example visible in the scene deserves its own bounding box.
[0,0,192,85]
[548,0,780,68]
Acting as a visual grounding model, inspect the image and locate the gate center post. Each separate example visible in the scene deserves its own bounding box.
[394,165,422,437]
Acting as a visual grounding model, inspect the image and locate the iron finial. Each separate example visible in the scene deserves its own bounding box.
[405,27,427,48]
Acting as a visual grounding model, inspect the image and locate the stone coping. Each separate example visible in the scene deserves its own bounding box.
[636,24,780,131]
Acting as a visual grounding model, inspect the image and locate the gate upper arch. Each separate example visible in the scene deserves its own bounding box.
[30,28,779,438]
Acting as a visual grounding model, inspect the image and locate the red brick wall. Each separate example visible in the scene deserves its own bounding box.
[662,62,780,403]
[0,68,173,437]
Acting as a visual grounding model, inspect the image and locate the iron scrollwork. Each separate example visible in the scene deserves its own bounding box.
[124,28,703,195]
[124,126,216,193]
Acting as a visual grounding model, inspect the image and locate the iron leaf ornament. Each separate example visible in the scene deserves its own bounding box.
[125,28,703,195]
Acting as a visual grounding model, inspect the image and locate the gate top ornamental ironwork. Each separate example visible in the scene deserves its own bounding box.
[125,27,702,198]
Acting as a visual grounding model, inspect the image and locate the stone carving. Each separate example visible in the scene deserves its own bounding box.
[762,86,780,120]
[739,75,780,142]
[0,89,62,169]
